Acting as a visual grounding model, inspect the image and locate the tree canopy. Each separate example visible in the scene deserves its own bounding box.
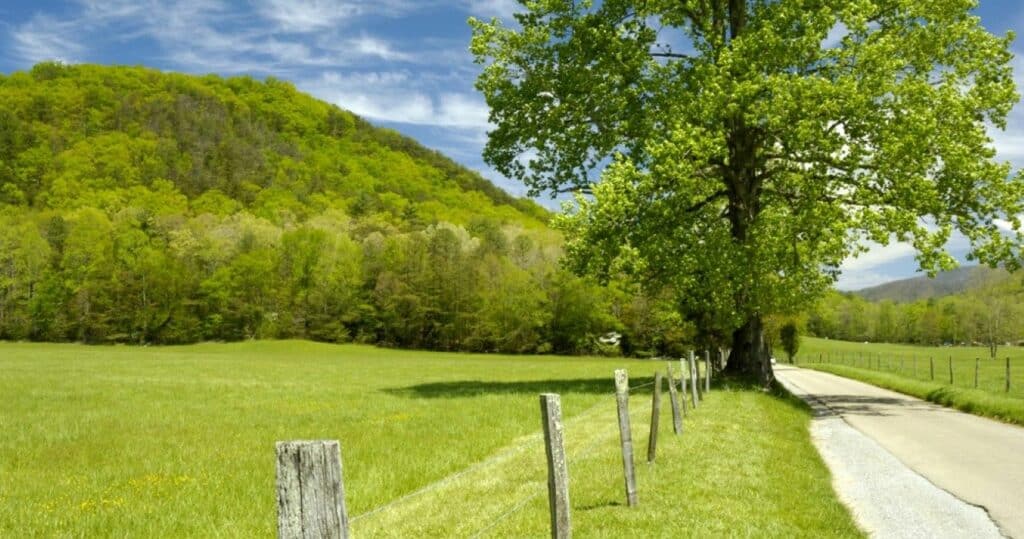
[471,0,1023,383]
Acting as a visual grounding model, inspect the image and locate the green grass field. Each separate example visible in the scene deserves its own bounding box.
[0,341,859,537]
[800,337,1024,425]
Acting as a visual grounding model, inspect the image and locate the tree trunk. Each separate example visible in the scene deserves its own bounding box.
[725,314,773,386]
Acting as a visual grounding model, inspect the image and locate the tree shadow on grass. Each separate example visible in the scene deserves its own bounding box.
[384,376,658,399]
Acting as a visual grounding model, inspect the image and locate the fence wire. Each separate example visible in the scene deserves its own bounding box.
[350,373,666,529]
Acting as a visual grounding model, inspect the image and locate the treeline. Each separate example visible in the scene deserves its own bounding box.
[0,63,688,354]
[0,207,685,353]
[806,271,1024,355]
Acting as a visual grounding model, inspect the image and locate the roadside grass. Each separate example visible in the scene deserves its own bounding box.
[799,337,1024,425]
[0,341,860,537]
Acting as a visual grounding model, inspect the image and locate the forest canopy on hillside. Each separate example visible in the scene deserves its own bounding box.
[0,63,685,354]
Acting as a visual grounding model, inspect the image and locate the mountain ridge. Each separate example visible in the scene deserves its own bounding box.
[852,265,1001,302]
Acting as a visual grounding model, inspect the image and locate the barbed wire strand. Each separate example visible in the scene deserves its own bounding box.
[467,489,546,539]
[351,374,661,523]
[467,391,659,538]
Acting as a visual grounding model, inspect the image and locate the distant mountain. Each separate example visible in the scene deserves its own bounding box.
[853,266,1001,302]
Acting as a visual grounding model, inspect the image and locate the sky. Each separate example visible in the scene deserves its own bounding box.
[1,0,1022,291]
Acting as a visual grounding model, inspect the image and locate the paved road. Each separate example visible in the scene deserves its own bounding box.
[776,365,1024,538]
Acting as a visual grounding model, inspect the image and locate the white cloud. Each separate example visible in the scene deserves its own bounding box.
[303,71,490,130]
[840,241,917,273]
[254,0,421,32]
[348,34,411,62]
[10,15,83,63]
[462,0,522,21]
[6,1,437,75]
[256,0,362,32]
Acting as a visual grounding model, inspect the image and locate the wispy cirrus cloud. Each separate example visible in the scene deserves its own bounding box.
[255,0,420,32]
[304,71,490,130]
[7,0,424,74]
[10,14,83,63]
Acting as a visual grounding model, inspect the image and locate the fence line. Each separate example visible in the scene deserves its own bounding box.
[808,350,1019,395]
[281,354,715,538]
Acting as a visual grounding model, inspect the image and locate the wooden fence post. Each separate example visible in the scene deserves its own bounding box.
[614,369,638,507]
[949,356,954,385]
[689,351,700,409]
[930,357,935,381]
[540,393,571,539]
[666,365,683,433]
[704,350,712,393]
[678,358,689,414]
[1007,357,1011,393]
[647,372,663,463]
[975,358,980,389]
[276,440,349,539]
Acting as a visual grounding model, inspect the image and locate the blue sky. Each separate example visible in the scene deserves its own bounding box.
[1,1,1022,290]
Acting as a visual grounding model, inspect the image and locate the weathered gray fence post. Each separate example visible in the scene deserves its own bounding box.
[666,365,683,433]
[975,358,980,389]
[689,351,700,409]
[704,350,712,393]
[647,372,662,463]
[276,440,349,539]
[614,369,638,507]
[540,393,571,539]
[677,358,689,413]
[949,356,954,385]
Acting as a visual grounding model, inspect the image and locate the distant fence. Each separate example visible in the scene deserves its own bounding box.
[807,351,1018,394]
[274,350,719,538]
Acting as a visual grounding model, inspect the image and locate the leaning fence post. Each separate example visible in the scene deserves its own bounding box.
[975,358,980,389]
[276,440,349,539]
[647,372,663,463]
[540,393,571,539]
[1007,357,1011,393]
[666,365,683,433]
[689,351,700,408]
[614,369,638,507]
[949,356,954,385]
[930,357,935,381]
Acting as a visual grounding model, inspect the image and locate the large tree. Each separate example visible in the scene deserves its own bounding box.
[471,0,1023,384]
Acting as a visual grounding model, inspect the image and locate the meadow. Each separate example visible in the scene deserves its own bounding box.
[0,341,859,537]
[800,337,1024,425]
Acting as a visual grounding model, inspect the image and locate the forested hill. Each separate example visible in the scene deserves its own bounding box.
[0,63,682,352]
[853,266,996,303]
[0,62,547,224]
